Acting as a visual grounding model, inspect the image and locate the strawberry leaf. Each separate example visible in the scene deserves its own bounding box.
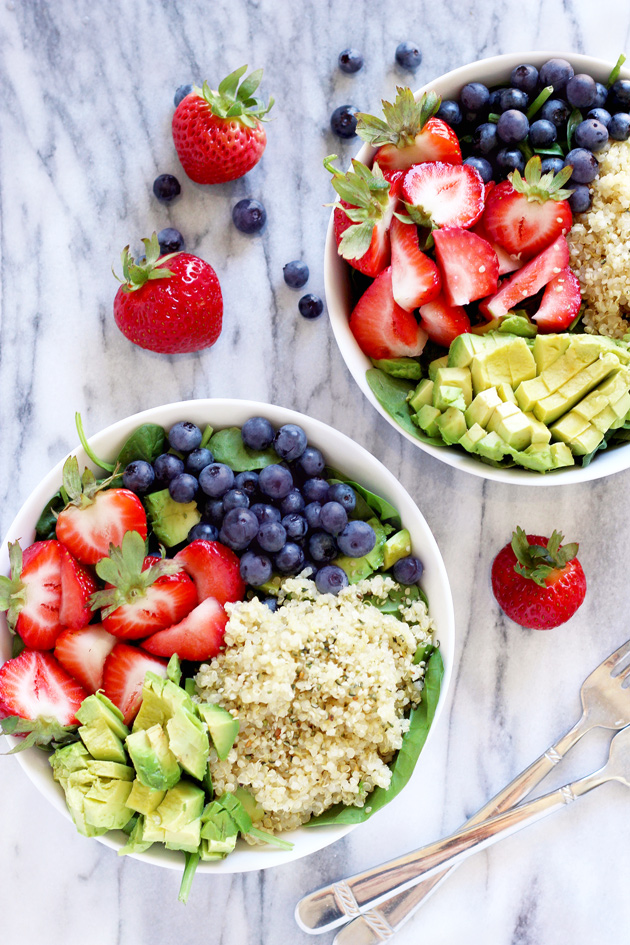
[337,221,375,261]
[218,64,248,99]
[91,530,181,617]
[510,527,579,587]
[357,89,441,148]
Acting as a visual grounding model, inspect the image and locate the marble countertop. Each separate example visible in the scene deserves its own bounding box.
[3,1,630,943]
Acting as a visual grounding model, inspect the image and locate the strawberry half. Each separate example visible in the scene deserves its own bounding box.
[533,268,582,332]
[349,266,428,360]
[479,236,570,321]
[54,624,117,694]
[472,217,523,276]
[418,293,471,348]
[402,162,485,230]
[174,540,244,605]
[59,547,98,630]
[326,157,402,278]
[390,216,441,311]
[142,596,228,661]
[433,227,499,306]
[0,540,64,650]
[356,88,461,172]
[482,156,574,261]
[0,649,88,725]
[91,532,198,641]
[101,642,168,726]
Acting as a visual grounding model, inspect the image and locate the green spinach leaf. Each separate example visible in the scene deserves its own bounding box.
[35,491,65,540]
[208,427,277,471]
[366,369,443,447]
[325,468,401,527]
[116,423,166,467]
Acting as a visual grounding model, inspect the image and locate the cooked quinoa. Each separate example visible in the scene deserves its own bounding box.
[194,574,435,833]
[568,141,630,338]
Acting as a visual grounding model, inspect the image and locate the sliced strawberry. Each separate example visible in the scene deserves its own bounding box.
[174,540,244,605]
[101,642,168,725]
[142,597,228,661]
[533,268,582,332]
[0,540,65,650]
[402,162,485,230]
[0,649,88,724]
[54,623,117,694]
[389,216,441,311]
[479,236,570,321]
[59,548,97,630]
[482,158,574,260]
[433,227,499,306]
[375,118,462,172]
[472,217,523,276]
[418,293,471,348]
[349,266,428,360]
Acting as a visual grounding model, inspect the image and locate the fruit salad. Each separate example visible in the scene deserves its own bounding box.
[0,414,442,898]
[328,55,630,472]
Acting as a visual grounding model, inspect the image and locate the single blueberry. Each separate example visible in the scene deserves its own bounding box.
[282,513,308,541]
[223,488,250,512]
[330,104,359,138]
[573,118,609,152]
[123,460,155,494]
[186,448,214,475]
[610,78,630,108]
[327,482,357,513]
[337,520,376,558]
[239,551,273,587]
[242,417,275,450]
[258,464,294,500]
[304,501,323,530]
[280,488,306,516]
[169,420,202,453]
[538,58,574,92]
[436,100,462,127]
[232,198,267,234]
[169,473,198,504]
[495,148,526,177]
[263,596,278,612]
[274,423,307,462]
[464,156,493,183]
[592,82,609,108]
[297,446,325,477]
[220,508,259,551]
[153,174,181,203]
[587,108,612,128]
[315,565,349,596]
[274,542,305,575]
[510,64,539,94]
[302,477,330,503]
[174,83,193,107]
[568,184,592,213]
[472,122,498,154]
[609,112,630,141]
[204,498,225,526]
[154,453,185,484]
[298,294,324,319]
[283,260,310,288]
[498,88,528,112]
[528,119,557,149]
[461,82,490,112]
[395,41,422,71]
[392,555,424,585]
[540,98,570,128]
[497,109,529,144]
[308,531,337,563]
[250,502,282,525]
[338,48,364,74]
[320,501,348,536]
[199,462,235,497]
[234,470,260,497]
[564,148,599,183]
[187,522,219,543]
[566,73,597,109]
[540,156,565,175]
[257,521,287,553]
[158,227,185,254]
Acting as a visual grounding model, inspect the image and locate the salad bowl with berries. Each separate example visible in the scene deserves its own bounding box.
[0,400,454,890]
[325,52,630,484]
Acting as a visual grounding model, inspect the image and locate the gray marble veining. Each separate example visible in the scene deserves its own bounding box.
[2,1,630,943]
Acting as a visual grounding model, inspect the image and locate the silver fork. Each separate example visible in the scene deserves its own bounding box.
[295,638,630,941]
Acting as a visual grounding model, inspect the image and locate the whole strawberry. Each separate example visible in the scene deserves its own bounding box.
[172,65,273,184]
[113,233,222,354]
[491,527,586,630]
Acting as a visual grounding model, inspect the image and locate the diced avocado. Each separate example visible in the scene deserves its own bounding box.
[448,331,508,367]
[436,407,467,445]
[166,707,210,781]
[234,787,265,824]
[125,724,181,790]
[568,424,605,456]
[475,431,511,461]
[333,553,374,583]
[433,367,473,406]
[497,315,537,338]
[496,382,517,404]
[573,369,630,421]
[524,412,552,444]
[126,779,166,815]
[465,387,502,428]
[428,355,449,381]
[132,672,190,732]
[372,357,422,380]
[144,488,201,547]
[534,342,603,395]
[76,692,129,741]
[118,815,154,856]
[140,815,166,843]
[79,718,128,764]
[459,423,487,453]
[197,703,239,761]
[50,742,91,787]
[550,442,575,468]
[550,411,591,443]
[488,403,535,451]
[82,778,134,830]
[590,404,618,434]
[85,759,135,780]
[433,385,467,412]
[533,333,571,373]
[534,354,619,424]
[470,337,535,394]
[219,792,253,834]
[514,376,552,412]
[200,806,239,858]
[513,443,556,472]
[62,770,109,837]
[383,529,412,570]
[407,378,434,412]
[416,404,441,437]
[364,517,387,570]
[151,780,205,847]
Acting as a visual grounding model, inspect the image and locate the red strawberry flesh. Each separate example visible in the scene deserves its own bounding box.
[433,227,499,306]
[16,540,64,650]
[375,118,462,173]
[59,547,98,630]
[174,540,244,605]
[482,180,573,261]
[349,266,428,360]
[54,624,117,694]
[390,216,441,311]
[0,649,88,725]
[101,567,198,641]
[56,491,148,565]
[402,161,485,229]
[101,642,168,726]
[533,268,582,332]
[142,596,228,661]
[418,293,471,348]
[480,236,570,321]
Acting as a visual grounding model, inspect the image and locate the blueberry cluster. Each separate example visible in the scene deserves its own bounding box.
[437,57,630,212]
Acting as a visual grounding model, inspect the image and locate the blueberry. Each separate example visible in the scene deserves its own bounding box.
[234,470,260,497]
[258,464,294,500]
[573,118,608,152]
[392,555,424,585]
[510,63,539,94]
[186,448,214,475]
[169,421,202,453]
[528,119,557,148]
[564,148,599,183]
[495,148,526,177]
[566,73,597,109]
[280,488,306,516]
[488,88,507,110]
[436,100,462,127]
[540,156,565,175]
[592,82,609,108]
[250,503,282,525]
[223,488,250,512]
[540,98,570,128]
[538,58,574,92]
[297,446,325,477]
[153,174,181,203]
[298,294,324,319]
[199,462,235,497]
[610,78,630,109]
[204,498,224,526]
[568,184,592,213]
[499,88,528,112]
[304,501,322,530]
[315,565,349,596]
[154,453,185,484]
[464,156,493,183]
[461,82,490,112]
[174,83,193,107]
[308,531,337,563]
[242,416,275,450]
[282,513,308,541]
[472,122,498,154]
[239,551,273,587]
[320,501,348,536]
[169,473,198,504]
[338,48,364,74]
[330,104,359,138]
[219,508,259,551]
[274,542,305,575]
[302,477,330,503]
[232,198,267,234]
[395,41,422,71]
[257,521,287,553]
[263,596,278,612]
[609,112,630,141]
[326,482,357,513]
[274,423,307,461]
[337,520,376,558]
[157,227,185,254]
[188,522,219,543]
[122,460,155,494]
[283,260,309,288]
[587,107,612,128]
[497,109,529,144]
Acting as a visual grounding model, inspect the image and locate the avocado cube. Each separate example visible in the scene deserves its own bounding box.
[498,314,537,338]
[126,725,181,790]
[436,407,467,445]
[332,554,374,583]
[459,423,487,453]
[534,354,619,424]
[144,489,201,547]
[428,355,449,381]
[491,408,534,452]
[465,388,502,428]
[537,343,603,395]
[433,385,466,412]
[86,759,135,781]
[591,404,618,434]
[550,411,591,444]
[118,815,154,856]
[513,444,555,472]
[567,424,605,456]
[476,431,512,461]
[197,704,240,761]
[154,781,205,833]
[126,780,166,816]
[166,707,210,781]
[433,367,473,406]
[372,357,423,380]
[523,413,551,445]
[550,442,576,467]
[448,331,510,368]
[132,673,190,733]
[63,770,109,837]
[496,382,517,404]
[382,529,412,570]
[407,379,434,412]
[470,337,535,394]
[514,376,552,412]
[533,333,570,374]
[80,719,128,764]
[83,778,134,830]
[50,742,91,787]
[76,692,129,740]
[415,404,441,437]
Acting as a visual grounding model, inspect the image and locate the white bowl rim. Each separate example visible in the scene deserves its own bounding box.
[0,398,455,874]
[325,50,630,487]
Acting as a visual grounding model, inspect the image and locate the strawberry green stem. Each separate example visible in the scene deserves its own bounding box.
[178,851,200,904]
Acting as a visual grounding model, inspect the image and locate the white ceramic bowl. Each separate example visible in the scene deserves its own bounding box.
[325,52,630,486]
[0,399,454,874]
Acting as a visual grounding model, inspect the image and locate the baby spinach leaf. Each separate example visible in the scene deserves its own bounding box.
[364,583,421,616]
[366,369,443,447]
[116,423,166,467]
[326,478,373,520]
[308,649,443,826]
[567,107,583,150]
[199,424,214,450]
[325,469,401,527]
[35,490,65,540]
[208,427,277,471]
